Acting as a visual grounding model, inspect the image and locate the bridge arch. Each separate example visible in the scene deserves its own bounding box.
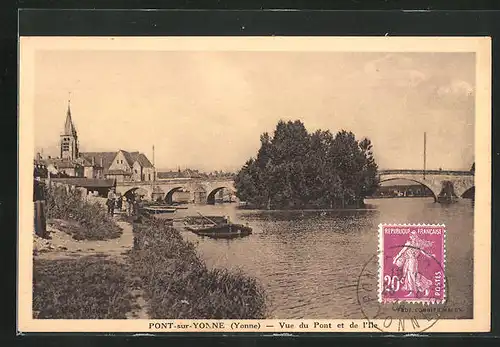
[378,178,439,202]
[164,186,185,204]
[206,186,236,205]
[460,186,475,199]
[121,187,152,200]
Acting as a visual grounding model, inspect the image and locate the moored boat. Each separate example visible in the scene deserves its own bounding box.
[142,206,177,214]
[184,213,252,239]
[184,215,227,225]
[186,223,253,239]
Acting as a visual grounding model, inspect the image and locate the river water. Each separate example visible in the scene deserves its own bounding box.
[169,197,474,319]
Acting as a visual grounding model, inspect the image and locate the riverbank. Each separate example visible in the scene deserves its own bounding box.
[33,215,142,319]
[44,184,122,240]
[130,217,267,319]
[33,185,267,319]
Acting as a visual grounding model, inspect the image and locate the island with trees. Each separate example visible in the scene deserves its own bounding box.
[234,120,379,210]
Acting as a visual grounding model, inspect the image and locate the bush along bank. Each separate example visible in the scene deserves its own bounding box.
[44,184,122,240]
[131,217,268,319]
[33,255,137,319]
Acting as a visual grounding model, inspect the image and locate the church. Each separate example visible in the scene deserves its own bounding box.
[35,101,156,183]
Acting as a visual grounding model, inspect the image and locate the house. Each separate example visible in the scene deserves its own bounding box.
[78,152,116,179]
[157,168,204,179]
[35,156,84,177]
[36,99,156,182]
[81,150,155,182]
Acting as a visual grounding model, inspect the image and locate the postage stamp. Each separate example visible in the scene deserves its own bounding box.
[379,224,446,304]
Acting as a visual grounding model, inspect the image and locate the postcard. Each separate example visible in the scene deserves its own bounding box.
[19,36,491,333]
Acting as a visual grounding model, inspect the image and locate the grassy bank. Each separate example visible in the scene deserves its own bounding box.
[45,184,122,240]
[131,218,268,319]
[33,255,137,319]
[33,215,268,319]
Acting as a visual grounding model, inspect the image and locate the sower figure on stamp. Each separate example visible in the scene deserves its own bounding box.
[393,231,434,298]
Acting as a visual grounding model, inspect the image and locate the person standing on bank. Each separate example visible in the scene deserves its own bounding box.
[116,193,123,211]
[129,192,138,216]
[121,195,127,214]
[126,195,134,216]
[33,177,48,238]
[107,188,116,216]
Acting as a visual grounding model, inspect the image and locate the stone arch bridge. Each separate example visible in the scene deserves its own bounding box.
[378,170,475,201]
[115,170,474,204]
[115,178,236,205]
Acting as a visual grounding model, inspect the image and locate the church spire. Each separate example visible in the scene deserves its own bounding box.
[60,94,79,160]
[64,94,77,136]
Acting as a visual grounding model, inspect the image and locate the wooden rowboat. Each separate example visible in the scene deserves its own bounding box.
[184,213,252,239]
[142,206,177,214]
[186,223,252,239]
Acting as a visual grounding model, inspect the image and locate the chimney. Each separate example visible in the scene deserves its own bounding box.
[92,156,95,165]
[36,152,42,161]
[101,157,103,167]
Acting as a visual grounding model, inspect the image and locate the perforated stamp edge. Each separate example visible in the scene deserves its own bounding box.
[377,223,447,305]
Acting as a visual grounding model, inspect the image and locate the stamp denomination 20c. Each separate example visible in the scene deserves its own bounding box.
[379,224,446,304]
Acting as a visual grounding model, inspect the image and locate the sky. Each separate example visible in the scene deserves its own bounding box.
[33,50,475,172]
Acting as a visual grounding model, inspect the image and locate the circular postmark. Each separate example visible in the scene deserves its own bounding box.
[356,244,450,333]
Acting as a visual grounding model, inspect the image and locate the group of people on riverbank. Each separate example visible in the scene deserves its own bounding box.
[106,188,143,217]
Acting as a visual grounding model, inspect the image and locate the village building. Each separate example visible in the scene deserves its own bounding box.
[80,150,154,182]
[35,100,155,183]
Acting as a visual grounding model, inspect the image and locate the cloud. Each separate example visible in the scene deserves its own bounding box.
[437,79,474,97]
[360,54,428,89]
[363,54,412,74]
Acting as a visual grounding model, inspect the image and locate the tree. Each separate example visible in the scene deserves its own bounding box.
[234,120,379,209]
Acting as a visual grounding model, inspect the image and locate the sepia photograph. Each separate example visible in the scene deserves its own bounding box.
[19,36,491,333]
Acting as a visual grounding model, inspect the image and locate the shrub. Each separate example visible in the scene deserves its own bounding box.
[131,218,268,319]
[44,184,122,240]
[33,256,137,319]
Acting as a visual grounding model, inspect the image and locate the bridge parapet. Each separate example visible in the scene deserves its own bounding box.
[116,177,236,186]
[378,169,473,176]
[377,170,475,200]
[114,178,236,204]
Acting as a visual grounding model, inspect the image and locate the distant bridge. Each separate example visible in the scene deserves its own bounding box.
[114,169,474,204]
[377,169,475,201]
[115,178,236,204]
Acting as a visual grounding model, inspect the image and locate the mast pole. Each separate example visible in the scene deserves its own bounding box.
[423,132,427,180]
[151,145,155,199]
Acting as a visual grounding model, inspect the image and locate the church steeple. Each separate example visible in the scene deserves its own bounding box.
[64,96,77,137]
[60,95,79,160]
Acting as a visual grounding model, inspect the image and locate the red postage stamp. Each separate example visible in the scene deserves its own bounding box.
[379,224,446,304]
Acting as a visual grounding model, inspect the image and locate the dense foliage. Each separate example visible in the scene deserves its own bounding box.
[33,256,136,319]
[131,218,268,319]
[34,217,268,319]
[45,184,122,240]
[234,120,379,209]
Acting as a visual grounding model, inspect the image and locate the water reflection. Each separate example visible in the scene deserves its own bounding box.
[172,197,473,319]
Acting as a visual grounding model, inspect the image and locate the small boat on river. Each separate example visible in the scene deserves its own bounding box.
[142,206,177,214]
[186,223,253,239]
[184,215,227,225]
[184,213,252,239]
